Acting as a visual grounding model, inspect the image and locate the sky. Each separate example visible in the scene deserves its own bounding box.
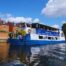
[0,0,66,28]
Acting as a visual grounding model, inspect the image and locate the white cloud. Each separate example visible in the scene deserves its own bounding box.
[0,13,40,23]
[62,21,66,24]
[4,14,40,23]
[25,17,32,23]
[52,24,59,28]
[41,0,66,17]
[6,17,40,23]
[33,18,40,23]
[0,13,12,18]
[6,17,32,23]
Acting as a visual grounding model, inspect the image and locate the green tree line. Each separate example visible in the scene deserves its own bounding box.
[62,23,66,40]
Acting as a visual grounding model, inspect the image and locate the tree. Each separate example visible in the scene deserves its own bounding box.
[62,23,66,40]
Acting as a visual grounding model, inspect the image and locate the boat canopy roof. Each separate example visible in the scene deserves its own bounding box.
[16,22,59,31]
[32,23,59,30]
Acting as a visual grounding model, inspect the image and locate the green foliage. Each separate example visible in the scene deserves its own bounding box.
[62,23,66,39]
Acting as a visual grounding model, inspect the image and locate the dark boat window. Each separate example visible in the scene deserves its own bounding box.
[32,23,39,28]
[48,37,51,39]
[26,24,31,27]
[55,37,58,40]
[39,36,43,39]
[22,23,25,27]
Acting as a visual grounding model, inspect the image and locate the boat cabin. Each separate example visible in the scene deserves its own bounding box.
[16,23,65,40]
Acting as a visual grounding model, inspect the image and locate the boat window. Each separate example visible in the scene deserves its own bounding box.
[26,24,31,27]
[55,37,58,40]
[22,23,25,27]
[39,36,43,39]
[48,37,51,40]
[32,23,39,28]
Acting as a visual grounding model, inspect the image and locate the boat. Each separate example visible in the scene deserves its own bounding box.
[8,23,66,45]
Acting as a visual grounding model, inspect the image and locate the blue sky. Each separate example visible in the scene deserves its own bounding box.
[0,0,66,28]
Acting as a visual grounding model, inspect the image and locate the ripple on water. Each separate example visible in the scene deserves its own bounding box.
[29,43,66,66]
[0,43,66,66]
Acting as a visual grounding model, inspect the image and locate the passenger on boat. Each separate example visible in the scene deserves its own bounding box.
[19,29,26,36]
[17,29,26,40]
[16,32,23,39]
[8,32,13,39]
[15,30,19,39]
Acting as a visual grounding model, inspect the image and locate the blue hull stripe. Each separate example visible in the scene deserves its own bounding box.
[8,39,66,46]
[24,40,66,45]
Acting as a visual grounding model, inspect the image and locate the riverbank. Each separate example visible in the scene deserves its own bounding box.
[0,39,9,62]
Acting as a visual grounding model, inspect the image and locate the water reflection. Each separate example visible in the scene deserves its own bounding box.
[0,43,66,66]
[30,43,66,66]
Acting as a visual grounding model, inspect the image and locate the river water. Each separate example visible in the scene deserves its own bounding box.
[30,43,66,66]
[0,43,66,66]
